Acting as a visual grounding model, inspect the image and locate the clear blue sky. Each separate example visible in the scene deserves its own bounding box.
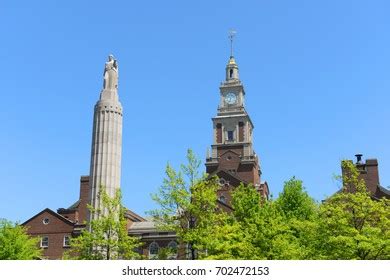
[1,1,389,223]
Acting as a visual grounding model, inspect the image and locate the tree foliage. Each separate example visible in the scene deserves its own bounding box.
[66,187,141,260]
[225,180,318,260]
[151,150,390,260]
[150,149,225,259]
[316,160,390,259]
[274,178,319,259]
[275,177,317,221]
[0,220,42,260]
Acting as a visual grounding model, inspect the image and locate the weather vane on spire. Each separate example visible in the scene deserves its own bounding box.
[228,29,237,57]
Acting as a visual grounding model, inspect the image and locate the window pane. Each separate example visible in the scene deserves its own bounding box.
[149,242,159,255]
[168,241,177,250]
[63,235,70,247]
[41,236,49,248]
[167,241,178,259]
[227,131,234,141]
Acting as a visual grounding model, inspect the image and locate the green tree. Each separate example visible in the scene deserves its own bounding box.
[200,216,248,260]
[190,183,274,260]
[317,160,390,259]
[0,220,42,260]
[223,179,319,260]
[231,183,304,259]
[275,177,317,220]
[151,247,178,260]
[274,178,319,259]
[150,149,224,259]
[66,187,141,260]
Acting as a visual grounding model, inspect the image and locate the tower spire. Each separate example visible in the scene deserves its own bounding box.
[228,29,236,58]
[226,30,239,82]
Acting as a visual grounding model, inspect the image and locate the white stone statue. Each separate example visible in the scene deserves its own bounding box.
[103,54,118,90]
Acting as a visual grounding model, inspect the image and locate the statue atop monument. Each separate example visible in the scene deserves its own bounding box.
[103,54,118,90]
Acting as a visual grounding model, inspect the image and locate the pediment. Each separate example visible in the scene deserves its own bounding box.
[219,150,241,158]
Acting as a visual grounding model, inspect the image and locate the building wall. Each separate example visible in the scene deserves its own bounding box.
[359,159,380,194]
[24,210,74,259]
[342,157,389,200]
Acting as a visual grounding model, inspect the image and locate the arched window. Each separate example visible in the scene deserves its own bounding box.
[149,242,159,259]
[168,241,178,251]
[219,195,226,204]
[229,69,233,78]
[167,241,178,259]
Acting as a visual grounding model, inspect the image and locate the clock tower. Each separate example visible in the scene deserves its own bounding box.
[206,54,269,208]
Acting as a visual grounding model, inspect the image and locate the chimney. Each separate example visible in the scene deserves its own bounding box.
[355,154,363,164]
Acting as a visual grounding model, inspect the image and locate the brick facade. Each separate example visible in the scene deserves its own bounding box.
[22,175,175,260]
[206,56,269,205]
[23,209,74,259]
[22,176,92,259]
[342,155,390,200]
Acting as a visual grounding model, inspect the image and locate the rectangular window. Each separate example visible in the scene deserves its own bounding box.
[40,236,49,248]
[227,130,234,141]
[63,235,70,247]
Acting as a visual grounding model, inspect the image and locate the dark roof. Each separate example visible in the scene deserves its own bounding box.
[373,185,390,200]
[66,199,80,210]
[57,208,76,214]
[378,185,390,196]
[125,209,146,222]
[329,184,390,201]
[22,208,75,226]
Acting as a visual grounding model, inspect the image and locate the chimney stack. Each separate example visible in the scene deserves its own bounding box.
[355,154,363,164]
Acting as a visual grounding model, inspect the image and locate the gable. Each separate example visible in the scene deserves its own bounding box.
[219,149,241,158]
[22,208,74,235]
[215,169,246,187]
[218,150,241,171]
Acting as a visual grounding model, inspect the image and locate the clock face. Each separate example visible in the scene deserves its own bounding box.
[225,92,237,105]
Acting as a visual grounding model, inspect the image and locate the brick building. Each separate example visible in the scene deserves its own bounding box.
[22,176,146,259]
[205,55,269,211]
[342,154,390,200]
[20,50,389,260]
[22,51,268,259]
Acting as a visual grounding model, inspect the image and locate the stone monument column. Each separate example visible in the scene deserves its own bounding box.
[88,55,123,222]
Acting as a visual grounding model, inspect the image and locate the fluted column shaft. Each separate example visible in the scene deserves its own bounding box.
[88,88,123,221]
